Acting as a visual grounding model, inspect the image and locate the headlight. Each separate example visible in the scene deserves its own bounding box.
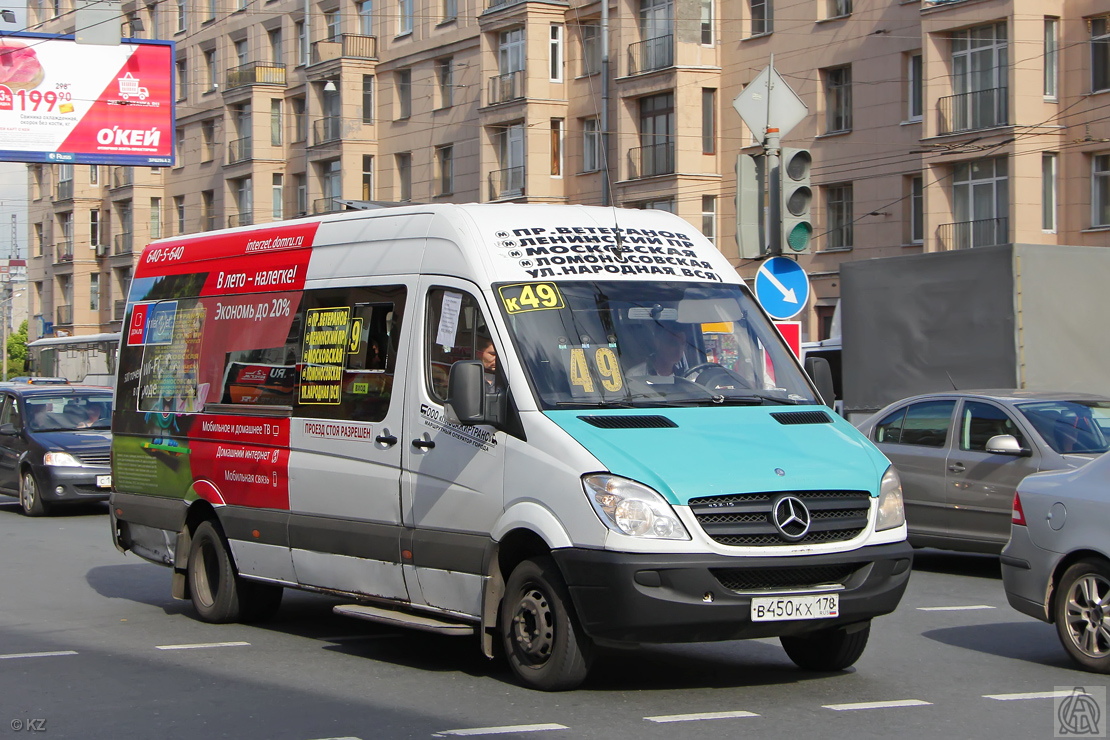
[44,451,82,467]
[583,474,690,540]
[876,465,906,531]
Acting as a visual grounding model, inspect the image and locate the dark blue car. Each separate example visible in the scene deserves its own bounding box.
[0,385,113,516]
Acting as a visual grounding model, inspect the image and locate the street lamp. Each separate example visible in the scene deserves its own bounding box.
[1,291,25,382]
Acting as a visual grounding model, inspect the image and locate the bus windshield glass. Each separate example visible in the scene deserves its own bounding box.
[496,281,818,409]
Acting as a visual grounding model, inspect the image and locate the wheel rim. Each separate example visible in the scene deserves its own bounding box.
[510,585,555,666]
[20,476,36,512]
[193,541,219,609]
[1064,573,1110,658]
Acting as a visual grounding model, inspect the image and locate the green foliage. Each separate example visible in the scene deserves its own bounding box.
[5,320,28,378]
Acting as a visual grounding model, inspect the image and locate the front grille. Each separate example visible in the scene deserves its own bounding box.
[77,453,111,467]
[712,564,859,592]
[577,415,677,429]
[689,490,871,547]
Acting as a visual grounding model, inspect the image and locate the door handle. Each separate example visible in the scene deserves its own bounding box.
[412,438,436,450]
[948,462,965,473]
[375,434,398,446]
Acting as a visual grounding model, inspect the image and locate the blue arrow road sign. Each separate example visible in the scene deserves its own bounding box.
[754,257,810,321]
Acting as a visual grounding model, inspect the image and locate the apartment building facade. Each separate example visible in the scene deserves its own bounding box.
[22,0,1110,342]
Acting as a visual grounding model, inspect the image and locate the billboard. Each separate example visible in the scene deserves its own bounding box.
[0,33,174,166]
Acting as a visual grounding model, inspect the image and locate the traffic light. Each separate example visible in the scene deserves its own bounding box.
[779,147,813,254]
[736,152,767,259]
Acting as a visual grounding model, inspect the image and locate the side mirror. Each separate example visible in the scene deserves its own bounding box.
[985,434,1031,456]
[804,356,835,409]
[446,361,487,425]
[0,422,17,436]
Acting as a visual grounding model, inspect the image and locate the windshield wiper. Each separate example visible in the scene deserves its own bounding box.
[554,400,639,409]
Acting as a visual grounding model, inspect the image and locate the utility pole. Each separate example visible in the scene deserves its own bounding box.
[600,0,610,207]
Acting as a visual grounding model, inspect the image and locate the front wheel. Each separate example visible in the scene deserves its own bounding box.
[1054,559,1110,673]
[187,520,283,624]
[780,623,870,671]
[19,471,49,517]
[500,556,593,691]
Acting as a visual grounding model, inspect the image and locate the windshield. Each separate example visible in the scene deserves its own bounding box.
[26,395,114,432]
[1016,400,1110,455]
[496,280,819,409]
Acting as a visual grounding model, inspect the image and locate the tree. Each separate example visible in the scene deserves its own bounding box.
[6,320,28,379]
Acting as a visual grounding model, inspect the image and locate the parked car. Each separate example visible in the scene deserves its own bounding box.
[0,385,113,516]
[4,376,70,385]
[1001,451,1110,673]
[856,391,1110,553]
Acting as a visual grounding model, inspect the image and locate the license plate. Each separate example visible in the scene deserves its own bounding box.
[751,594,839,622]
[96,475,112,489]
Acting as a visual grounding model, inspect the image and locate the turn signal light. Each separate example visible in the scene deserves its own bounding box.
[1012,492,1027,526]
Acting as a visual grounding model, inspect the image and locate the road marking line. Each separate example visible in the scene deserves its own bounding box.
[645,710,760,723]
[432,723,568,737]
[823,700,932,711]
[917,605,996,611]
[0,650,78,660]
[306,737,363,740]
[984,691,1072,701]
[155,641,251,650]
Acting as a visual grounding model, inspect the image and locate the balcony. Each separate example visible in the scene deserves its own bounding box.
[487,71,525,106]
[313,197,345,214]
[627,35,673,75]
[488,166,524,200]
[114,231,133,255]
[937,217,1009,250]
[487,0,525,9]
[937,87,1008,135]
[627,140,675,179]
[111,166,134,189]
[114,299,126,322]
[312,116,342,146]
[55,240,74,262]
[55,179,74,201]
[228,213,253,228]
[310,34,377,64]
[225,62,286,91]
[228,137,253,164]
[56,304,73,326]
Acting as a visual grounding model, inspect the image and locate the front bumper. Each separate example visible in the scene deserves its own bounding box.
[1000,525,1058,623]
[35,464,111,504]
[553,541,913,644]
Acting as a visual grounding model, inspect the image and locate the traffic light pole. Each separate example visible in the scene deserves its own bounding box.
[765,126,782,257]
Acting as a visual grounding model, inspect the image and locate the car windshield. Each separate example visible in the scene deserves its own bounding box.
[26,395,114,432]
[496,280,819,410]
[1016,400,1110,455]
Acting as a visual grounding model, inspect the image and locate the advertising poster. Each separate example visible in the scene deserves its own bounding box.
[0,33,174,165]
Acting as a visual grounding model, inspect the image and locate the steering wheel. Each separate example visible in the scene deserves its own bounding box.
[684,362,751,391]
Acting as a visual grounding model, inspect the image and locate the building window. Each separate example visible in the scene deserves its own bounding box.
[702,88,716,155]
[1044,18,1058,99]
[150,198,162,239]
[494,123,525,197]
[750,0,770,36]
[499,28,525,74]
[1093,17,1110,93]
[201,190,214,230]
[175,58,187,101]
[90,210,100,246]
[236,178,253,225]
[233,38,248,66]
[436,59,452,109]
[396,69,411,119]
[175,0,186,32]
[551,119,563,177]
[581,23,600,76]
[203,49,216,91]
[295,174,307,216]
[1042,153,1057,232]
[398,0,413,35]
[396,153,412,201]
[947,23,1008,133]
[550,24,564,82]
[174,196,186,234]
[952,157,1009,248]
[582,117,601,173]
[1094,154,1110,227]
[175,127,185,165]
[322,159,341,203]
[206,0,216,21]
[270,99,282,146]
[638,91,674,177]
[908,53,922,121]
[634,199,674,213]
[700,0,713,44]
[909,175,923,243]
[90,274,100,311]
[324,9,341,41]
[89,165,99,185]
[363,75,375,122]
[362,156,374,200]
[272,174,284,219]
[828,0,849,18]
[437,146,453,195]
[701,195,716,245]
[825,184,853,250]
[824,65,851,133]
[269,28,283,63]
[296,21,307,66]
[358,0,373,34]
[292,97,307,142]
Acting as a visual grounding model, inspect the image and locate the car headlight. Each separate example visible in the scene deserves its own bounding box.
[876,465,906,531]
[44,451,82,467]
[583,474,690,540]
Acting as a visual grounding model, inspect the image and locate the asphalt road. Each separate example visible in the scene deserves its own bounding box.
[0,500,1102,740]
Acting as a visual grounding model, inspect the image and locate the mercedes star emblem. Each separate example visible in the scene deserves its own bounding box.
[771,495,812,541]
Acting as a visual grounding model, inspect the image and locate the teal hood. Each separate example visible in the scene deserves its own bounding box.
[545,407,889,506]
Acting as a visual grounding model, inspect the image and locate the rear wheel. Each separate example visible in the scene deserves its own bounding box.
[781,623,870,671]
[19,471,49,517]
[187,520,283,624]
[1054,559,1110,673]
[500,556,593,691]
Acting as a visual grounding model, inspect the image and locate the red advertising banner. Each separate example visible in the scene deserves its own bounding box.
[0,33,174,166]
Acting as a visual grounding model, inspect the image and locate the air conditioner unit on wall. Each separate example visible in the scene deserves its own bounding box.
[95,244,108,257]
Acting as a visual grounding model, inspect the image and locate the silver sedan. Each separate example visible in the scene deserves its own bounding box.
[1002,451,1110,672]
